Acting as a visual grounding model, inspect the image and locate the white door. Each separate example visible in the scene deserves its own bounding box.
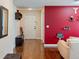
[24,15,36,39]
[20,10,41,39]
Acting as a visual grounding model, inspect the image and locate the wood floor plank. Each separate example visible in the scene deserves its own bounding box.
[22,39,44,59]
[45,48,62,59]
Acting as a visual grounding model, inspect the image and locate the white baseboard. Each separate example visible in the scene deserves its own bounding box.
[44,44,58,48]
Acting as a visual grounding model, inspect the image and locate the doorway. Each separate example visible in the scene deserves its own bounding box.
[20,10,41,39]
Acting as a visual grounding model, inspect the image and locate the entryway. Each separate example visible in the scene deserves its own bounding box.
[19,9,41,39]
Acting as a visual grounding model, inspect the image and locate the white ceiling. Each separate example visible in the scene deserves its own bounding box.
[13,0,79,8]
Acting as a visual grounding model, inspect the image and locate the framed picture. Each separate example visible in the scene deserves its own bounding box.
[0,6,8,38]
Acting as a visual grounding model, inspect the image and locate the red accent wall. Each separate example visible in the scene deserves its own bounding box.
[45,6,79,44]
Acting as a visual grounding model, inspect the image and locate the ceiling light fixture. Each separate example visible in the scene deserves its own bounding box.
[28,8,33,10]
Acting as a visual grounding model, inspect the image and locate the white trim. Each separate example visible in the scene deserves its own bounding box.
[44,44,58,48]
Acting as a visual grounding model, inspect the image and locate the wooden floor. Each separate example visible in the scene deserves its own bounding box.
[45,48,62,59]
[15,40,62,59]
[22,39,44,59]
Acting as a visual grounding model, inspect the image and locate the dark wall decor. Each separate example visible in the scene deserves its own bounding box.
[0,6,8,38]
[56,32,64,40]
[69,16,74,22]
[64,26,70,31]
[15,10,22,20]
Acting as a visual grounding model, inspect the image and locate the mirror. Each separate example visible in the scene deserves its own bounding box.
[0,6,8,38]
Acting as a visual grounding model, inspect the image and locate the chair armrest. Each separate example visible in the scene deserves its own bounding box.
[57,40,70,59]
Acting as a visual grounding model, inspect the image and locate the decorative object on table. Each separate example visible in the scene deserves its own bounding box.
[4,53,20,59]
[0,6,8,38]
[20,27,24,39]
[15,10,22,20]
[64,26,70,31]
[57,32,64,40]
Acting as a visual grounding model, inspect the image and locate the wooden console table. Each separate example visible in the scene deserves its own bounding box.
[22,39,44,59]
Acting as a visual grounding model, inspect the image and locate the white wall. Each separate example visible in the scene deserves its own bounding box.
[0,0,19,59]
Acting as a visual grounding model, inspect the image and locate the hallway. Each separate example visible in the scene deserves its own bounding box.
[15,40,62,59]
